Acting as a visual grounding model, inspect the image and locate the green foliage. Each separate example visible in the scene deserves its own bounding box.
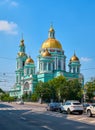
[84,80,95,102]
[48,75,67,101]
[31,93,38,102]
[0,93,15,102]
[67,79,82,101]
[34,76,82,103]
[0,88,5,93]
[22,92,31,101]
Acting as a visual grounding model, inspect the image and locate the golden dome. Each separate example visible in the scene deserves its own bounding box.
[41,38,62,49]
[18,52,26,57]
[42,49,51,57]
[70,53,79,62]
[25,56,34,64]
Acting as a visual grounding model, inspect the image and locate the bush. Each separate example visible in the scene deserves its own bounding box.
[31,93,38,102]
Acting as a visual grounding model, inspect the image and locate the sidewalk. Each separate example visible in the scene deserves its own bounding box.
[24,102,47,107]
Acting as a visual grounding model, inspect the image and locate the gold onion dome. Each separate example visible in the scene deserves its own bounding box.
[41,38,62,49]
[25,56,34,64]
[42,49,51,57]
[18,52,26,57]
[41,26,62,49]
[70,53,79,62]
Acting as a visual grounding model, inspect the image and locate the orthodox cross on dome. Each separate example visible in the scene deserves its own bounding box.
[48,24,55,39]
[74,50,76,56]
[20,33,24,46]
[19,33,26,53]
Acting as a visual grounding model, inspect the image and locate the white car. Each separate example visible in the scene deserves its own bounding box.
[16,100,24,105]
[86,104,95,117]
[59,100,83,114]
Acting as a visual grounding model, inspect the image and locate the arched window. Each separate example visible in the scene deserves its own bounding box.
[58,60,61,70]
[40,63,42,71]
[48,63,51,70]
[30,69,33,74]
[73,67,75,73]
[22,61,25,67]
[44,62,47,70]
[24,82,29,90]
[77,67,79,73]
[53,62,55,70]
[27,68,29,75]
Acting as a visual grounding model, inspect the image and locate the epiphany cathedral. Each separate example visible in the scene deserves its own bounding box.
[10,26,84,98]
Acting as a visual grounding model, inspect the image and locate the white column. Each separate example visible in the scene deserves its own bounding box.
[76,66,77,73]
[39,62,40,72]
[37,58,39,71]
[42,62,44,72]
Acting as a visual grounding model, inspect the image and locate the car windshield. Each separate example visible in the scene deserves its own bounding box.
[92,104,95,107]
[50,103,60,106]
[73,103,81,105]
[83,104,90,107]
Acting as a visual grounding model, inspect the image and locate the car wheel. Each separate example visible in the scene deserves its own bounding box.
[79,111,83,115]
[87,110,92,117]
[67,108,71,114]
[59,108,62,113]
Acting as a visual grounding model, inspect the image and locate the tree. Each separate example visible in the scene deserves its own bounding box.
[1,93,15,102]
[67,79,83,101]
[31,93,38,102]
[84,80,95,102]
[48,76,67,102]
[34,76,83,103]
[0,88,5,93]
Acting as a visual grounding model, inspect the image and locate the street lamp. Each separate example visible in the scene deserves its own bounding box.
[83,88,86,103]
[93,91,95,103]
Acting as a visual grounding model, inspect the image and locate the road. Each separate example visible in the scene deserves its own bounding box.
[0,102,95,130]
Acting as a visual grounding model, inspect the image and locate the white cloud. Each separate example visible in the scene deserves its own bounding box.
[0,0,18,7]
[80,57,92,62]
[0,20,18,35]
[10,1,18,7]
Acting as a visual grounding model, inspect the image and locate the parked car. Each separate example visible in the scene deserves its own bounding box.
[46,102,60,111]
[86,103,95,117]
[83,103,90,112]
[59,100,83,114]
[16,100,24,105]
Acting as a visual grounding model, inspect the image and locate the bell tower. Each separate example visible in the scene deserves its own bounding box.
[16,38,27,84]
[68,52,81,73]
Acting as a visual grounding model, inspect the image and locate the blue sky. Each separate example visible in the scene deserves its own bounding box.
[0,0,95,90]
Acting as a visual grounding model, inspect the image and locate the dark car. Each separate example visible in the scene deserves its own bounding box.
[46,102,60,111]
[83,103,90,112]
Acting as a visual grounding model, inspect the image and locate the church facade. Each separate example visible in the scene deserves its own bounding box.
[10,26,84,98]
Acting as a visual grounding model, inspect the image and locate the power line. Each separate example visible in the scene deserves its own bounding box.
[81,68,95,71]
[0,57,15,60]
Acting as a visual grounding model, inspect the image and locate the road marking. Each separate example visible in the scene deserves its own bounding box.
[90,120,95,123]
[77,117,87,120]
[42,125,54,130]
[20,117,26,120]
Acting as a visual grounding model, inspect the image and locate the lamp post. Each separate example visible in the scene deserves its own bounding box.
[83,88,86,103]
[93,91,95,103]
